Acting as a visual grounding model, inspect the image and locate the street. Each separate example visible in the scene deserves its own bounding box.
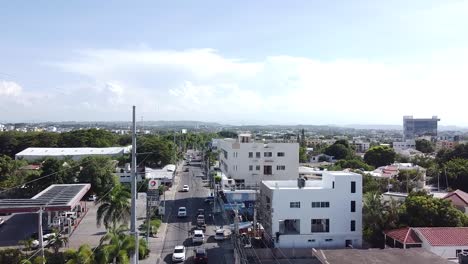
[158,153,230,263]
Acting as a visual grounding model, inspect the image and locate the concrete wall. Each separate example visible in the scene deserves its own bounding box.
[219,139,299,186]
[263,172,363,249]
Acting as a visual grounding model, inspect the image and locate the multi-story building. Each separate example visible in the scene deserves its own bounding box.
[403,116,440,140]
[259,172,363,249]
[351,140,370,153]
[436,140,458,151]
[393,139,416,151]
[218,133,299,188]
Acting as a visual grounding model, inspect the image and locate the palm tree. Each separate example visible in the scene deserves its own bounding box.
[19,238,35,251]
[97,224,134,264]
[48,230,69,254]
[64,244,94,264]
[96,184,131,229]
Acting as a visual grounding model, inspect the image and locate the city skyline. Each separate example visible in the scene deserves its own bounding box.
[1,1,468,125]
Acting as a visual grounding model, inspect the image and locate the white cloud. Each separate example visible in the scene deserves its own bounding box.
[0,80,22,96]
[3,48,468,125]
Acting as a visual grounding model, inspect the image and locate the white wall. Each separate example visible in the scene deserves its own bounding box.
[262,172,363,249]
[218,138,299,186]
[426,245,468,259]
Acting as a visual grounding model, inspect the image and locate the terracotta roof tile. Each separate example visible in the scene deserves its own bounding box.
[415,227,468,246]
[385,227,422,244]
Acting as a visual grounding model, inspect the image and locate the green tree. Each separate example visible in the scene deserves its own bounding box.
[362,173,388,194]
[324,142,352,160]
[97,225,133,264]
[59,129,118,148]
[78,156,117,197]
[64,244,94,264]
[333,158,374,171]
[299,146,308,163]
[34,159,79,191]
[364,146,396,167]
[137,136,176,167]
[415,139,434,153]
[444,158,468,192]
[399,192,468,227]
[96,184,131,229]
[19,238,35,251]
[48,230,69,254]
[217,131,237,138]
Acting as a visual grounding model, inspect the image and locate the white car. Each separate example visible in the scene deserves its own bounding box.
[32,233,54,248]
[182,185,189,192]
[0,218,4,226]
[172,245,186,262]
[214,229,225,241]
[177,207,187,217]
[192,229,205,244]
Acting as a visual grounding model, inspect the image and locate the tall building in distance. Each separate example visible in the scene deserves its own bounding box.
[403,116,440,140]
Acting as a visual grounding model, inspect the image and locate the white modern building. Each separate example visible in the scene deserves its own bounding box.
[15,146,132,161]
[351,141,370,153]
[392,140,416,152]
[259,171,363,249]
[218,133,299,188]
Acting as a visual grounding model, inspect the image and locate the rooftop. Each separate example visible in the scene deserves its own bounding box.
[443,189,468,205]
[263,172,360,190]
[319,248,451,264]
[384,227,422,244]
[416,227,468,246]
[0,184,91,213]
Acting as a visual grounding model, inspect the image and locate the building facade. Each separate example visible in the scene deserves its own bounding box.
[218,134,299,187]
[403,116,440,140]
[351,141,370,153]
[259,172,363,249]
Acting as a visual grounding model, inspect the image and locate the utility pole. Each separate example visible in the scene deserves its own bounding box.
[38,207,45,264]
[253,183,258,238]
[131,106,139,264]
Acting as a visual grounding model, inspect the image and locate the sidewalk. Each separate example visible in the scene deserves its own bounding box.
[140,161,182,264]
[213,197,235,264]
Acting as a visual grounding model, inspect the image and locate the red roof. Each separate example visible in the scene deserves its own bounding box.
[385,227,422,244]
[415,227,468,246]
[443,189,468,205]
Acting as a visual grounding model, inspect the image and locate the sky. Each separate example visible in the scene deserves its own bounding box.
[1,0,468,126]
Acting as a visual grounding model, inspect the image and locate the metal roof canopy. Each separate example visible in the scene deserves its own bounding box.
[0,184,91,213]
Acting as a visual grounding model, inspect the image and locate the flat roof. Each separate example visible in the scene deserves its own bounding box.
[319,248,451,264]
[0,184,91,213]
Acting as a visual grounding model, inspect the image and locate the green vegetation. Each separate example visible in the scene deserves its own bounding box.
[324,140,353,160]
[415,139,434,153]
[78,156,118,197]
[96,184,131,229]
[364,145,396,167]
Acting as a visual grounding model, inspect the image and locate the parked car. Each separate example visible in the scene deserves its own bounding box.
[31,233,55,249]
[204,196,214,203]
[172,245,186,263]
[215,229,225,241]
[0,217,4,227]
[182,185,189,192]
[177,207,187,217]
[192,229,205,244]
[88,194,97,201]
[194,247,208,264]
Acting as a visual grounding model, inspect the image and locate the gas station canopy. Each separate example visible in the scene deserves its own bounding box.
[0,184,91,213]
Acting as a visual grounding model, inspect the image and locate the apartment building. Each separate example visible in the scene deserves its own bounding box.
[351,140,370,153]
[259,172,363,249]
[403,115,439,140]
[218,133,299,187]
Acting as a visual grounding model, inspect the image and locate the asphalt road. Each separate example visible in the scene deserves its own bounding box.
[160,155,227,263]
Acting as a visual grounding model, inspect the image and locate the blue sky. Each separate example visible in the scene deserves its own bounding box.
[1,1,468,125]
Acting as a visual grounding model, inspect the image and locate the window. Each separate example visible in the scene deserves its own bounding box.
[312,201,330,208]
[351,220,356,232]
[233,152,238,158]
[311,219,329,233]
[279,219,300,234]
[276,165,286,170]
[249,165,253,171]
[351,201,356,212]
[264,152,272,157]
[256,152,261,158]
[277,152,285,157]
[222,149,228,159]
[248,152,253,158]
[325,239,333,242]
[351,181,356,193]
[264,165,272,175]
[290,202,300,208]
[256,165,260,171]
[332,181,335,189]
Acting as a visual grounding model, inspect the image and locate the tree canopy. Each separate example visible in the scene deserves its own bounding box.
[77,156,118,196]
[324,140,352,160]
[364,146,396,167]
[415,139,434,153]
